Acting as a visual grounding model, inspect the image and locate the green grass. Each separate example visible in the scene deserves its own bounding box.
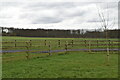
[2,36,119,40]
[2,51,118,78]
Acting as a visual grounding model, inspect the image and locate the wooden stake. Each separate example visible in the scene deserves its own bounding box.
[26,42,30,59]
[65,41,68,54]
[45,40,47,46]
[15,40,16,47]
[48,41,51,56]
[106,40,110,66]
[97,40,98,47]
[58,40,60,47]
[106,47,110,65]
[29,40,32,47]
[72,40,73,47]
[108,40,111,50]
[89,41,91,53]
[84,40,86,47]
[111,41,113,54]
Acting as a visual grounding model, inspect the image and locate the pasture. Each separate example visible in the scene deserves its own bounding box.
[1,36,119,78]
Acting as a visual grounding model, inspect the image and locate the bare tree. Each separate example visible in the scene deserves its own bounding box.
[96,4,115,66]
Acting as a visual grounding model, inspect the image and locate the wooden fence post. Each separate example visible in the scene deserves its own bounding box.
[108,40,111,50]
[111,41,113,54]
[107,47,110,65]
[48,41,52,56]
[65,41,68,54]
[29,40,32,47]
[45,40,47,46]
[15,40,16,47]
[97,40,98,48]
[84,40,86,47]
[89,41,91,53]
[58,40,61,47]
[26,42,30,59]
[72,40,74,47]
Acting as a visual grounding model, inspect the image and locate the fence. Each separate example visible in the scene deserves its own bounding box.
[2,39,120,61]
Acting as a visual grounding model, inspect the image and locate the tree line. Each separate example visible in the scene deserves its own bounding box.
[1,27,120,38]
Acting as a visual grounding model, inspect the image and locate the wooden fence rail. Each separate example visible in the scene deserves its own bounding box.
[2,40,120,48]
[2,39,120,62]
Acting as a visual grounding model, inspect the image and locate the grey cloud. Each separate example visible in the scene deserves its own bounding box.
[87,19,102,22]
[32,17,63,24]
[66,10,86,17]
[95,2,118,9]
[0,2,23,7]
[25,2,76,8]
[24,2,92,11]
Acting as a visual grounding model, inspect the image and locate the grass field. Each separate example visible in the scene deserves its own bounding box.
[2,52,118,78]
[2,36,119,78]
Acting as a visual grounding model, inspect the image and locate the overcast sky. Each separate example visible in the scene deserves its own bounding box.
[0,0,119,30]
